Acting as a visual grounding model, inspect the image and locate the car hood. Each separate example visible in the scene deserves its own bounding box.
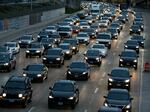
[121,57,136,61]
[69,68,87,73]
[3,89,26,94]
[51,91,74,98]
[28,48,40,51]
[44,55,60,59]
[110,76,129,81]
[24,71,42,75]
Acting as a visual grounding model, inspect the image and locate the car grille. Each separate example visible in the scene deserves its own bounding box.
[6,94,19,99]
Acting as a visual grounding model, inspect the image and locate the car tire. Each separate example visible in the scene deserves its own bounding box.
[134,66,137,70]
[71,104,75,109]
[48,101,52,109]
[62,60,64,65]
[13,65,16,69]
[39,54,41,58]
[26,55,28,58]
[22,101,27,108]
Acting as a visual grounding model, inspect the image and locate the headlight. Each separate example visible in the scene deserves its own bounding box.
[49,95,53,99]
[18,41,21,43]
[68,96,74,100]
[37,35,40,38]
[125,79,130,83]
[36,50,40,53]
[68,71,71,74]
[66,51,70,54]
[130,29,132,31]
[26,50,30,53]
[138,29,141,31]
[72,46,76,49]
[18,94,23,98]
[43,57,47,60]
[96,57,100,60]
[104,102,108,107]
[4,63,9,66]
[85,57,88,60]
[126,104,131,109]
[54,39,57,42]
[83,72,87,75]
[23,74,27,77]
[37,74,42,77]
[136,46,139,48]
[134,60,137,62]
[2,93,6,97]
[141,25,144,28]
[109,78,113,82]
[141,41,144,43]
[120,59,123,62]
[56,58,60,60]
[125,45,128,48]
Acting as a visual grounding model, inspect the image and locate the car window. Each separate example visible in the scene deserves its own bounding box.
[53,83,74,92]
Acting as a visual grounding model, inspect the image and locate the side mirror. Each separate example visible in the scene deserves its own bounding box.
[108,73,110,76]
[103,96,107,98]
[49,87,52,90]
[130,97,133,100]
[137,55,139,58]
[23,68,26,71]
[66,65,69,68]
[118,54,121,56]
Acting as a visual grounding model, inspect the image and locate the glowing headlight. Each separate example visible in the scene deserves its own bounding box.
[104,102,108,107]
[56,58,60,60]
[130,29,132,31]
[126,104,131,109]
[109,78,113,82]
[96,57,100,60]
[72,46,76,49]
[138,29,141,31]
[134,60,137,62]
[18,94,23,98]
[49,95,53,99]
[37,35,40,38]
[37,74,42,77]
[2,93,6,97]
[36,50,40,53]
[66,51,70,54]
[68,71,71,74]
[68,96,74,100]
[136,46,139,48]
[54,39,57,42]
[43,57,47,60]
[4,63,9,66]
[23,74,27,77]
[141,41,144,43]
[85,57,88,60]
[83,72,87,75]
[120,59,123,62]
[125,79,130,83]
[18,41,21,43]
[125,45,128,48]
[26,50,30,53]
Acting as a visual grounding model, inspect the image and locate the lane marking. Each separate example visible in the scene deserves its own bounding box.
[102,73,106,77]
[84,109,88,112]
[28,107,35,112]
[94,88,99,93]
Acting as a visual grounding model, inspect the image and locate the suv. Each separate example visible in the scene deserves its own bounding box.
[0,76,32,108]
[57,26,73,38]
[107,67,132,90]
[43,48,64,67]
[48,80,79,109]
[96,33,112,49]
[0,53,16,72]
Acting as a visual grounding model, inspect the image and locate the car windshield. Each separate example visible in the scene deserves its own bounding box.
[30,44,41,48]
[86,50,99,56]
[80,23,88,25]
[20,36,32,40]
[58,27,71,31]
[131,25,140,29]
[77,33,88,37]
[92,45,105,49]
[59,45,69,50]
[0,54,9,61]
[83,29,94,32]
[0,47,8,52]
[6,43,16,47]
[97,34,111,39]
[111,24,119,27]
[53,83,74,92]
[108,91,129,100]
[6,81,26,89]
[126,41,138,45]
[132,36,143,40]
[121,51,136,57]
[111,69,129,77]
[47,49,61,55]
[70,62,87,69]
[27,65,43,71]
[46,26,55,29]
[107,28,117,33]
[50,34,59,38]
[39,31,48,35]
[63,40,77,45]
[41,39,53,43]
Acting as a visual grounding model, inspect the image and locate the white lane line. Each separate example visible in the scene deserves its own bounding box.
[113,53,116,55]
[84,109,88,112]
[139,50,144,112]
[28,107,35,112]
[108,62,111,65]
[94,88,99,93]
[102,73,106,77]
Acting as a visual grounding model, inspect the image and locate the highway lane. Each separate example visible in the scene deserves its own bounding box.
[0,12,144,112]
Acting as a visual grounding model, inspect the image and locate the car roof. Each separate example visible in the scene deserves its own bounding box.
[9,76,28,82]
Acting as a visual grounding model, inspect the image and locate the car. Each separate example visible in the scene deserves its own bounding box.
[79,22,90,30]
[63,18,76,25]
[82,28,97,39]
[110,23,122,33]
[98,20,109,28]
[63,38,79,54]
[26,43,45,58]
[44,25,57,33]
[58,43,73,59]
[0,53,16,72]
[106,27,119,39]
[72,25,80,33]
[76,32,90,45]
[22,63,48,82]
[133,21,144,31]
[130,35,145,48]
[116,15,126,24]
[90,24,100,34]
[84,49,102,66]
[66,61,90,80]
[96,33,112,49]
[91,44,108,57]
[37,30,51,42]
[119,49,139,69]
[0,76,32,108]
[4,42,20,54]
[49,32,61,44]
[107,67,132,90]
[18,35,35,48]
[130,25,141,35]
[0,45,11,54]
[42,48,64,67]
[103,89,133,112]
[48,80,79,109]
[124,40,140,54]
[98,106,122,112]
[57,26,73,38]
[76,12,85,19]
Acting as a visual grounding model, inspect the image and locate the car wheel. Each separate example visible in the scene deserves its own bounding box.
[39,55,41,58]
[22,101,27,108]
[7,67,11,72]
[13,65,16,69]
[134,66,137,70]
[26,55,28,58]
[62,60,64,65]
[71,104,75,109]
[48,101,52,109]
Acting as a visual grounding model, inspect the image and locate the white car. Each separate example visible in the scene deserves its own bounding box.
[76,32,90,45]
[4,42,20,54]
[91,44,108,57]
[79,22,90,30]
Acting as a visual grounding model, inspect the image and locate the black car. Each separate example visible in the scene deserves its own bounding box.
[26,43,44,58]
[0,53,16,72]
[63,38,79,54]
[130,35,145,48]
[0,45,11,54]
[48,80,79,109]
[84,49,102,66]
[49,32,61,44]
[116,15,126,24]
[23,63,48,82]
[98,106,122,112]
[37,30,51,42]
[18,35,35,48]
[66,61,90,80]
[106,27,119,39]
[107,67,132,90]
[58,43,73,59]
[133,21,144,31]
[110,23,122,33]
[124,40,139,54]
[0,76,32,108]
[76,12,85,19]
[103,89,133,112]
[119,50,139,69]
[130,25,141,35]
[82,28,96,39]
[43,48,64,67]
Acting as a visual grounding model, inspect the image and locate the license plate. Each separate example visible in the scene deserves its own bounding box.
[75,75,78,77]
[58,102,63,105]
[49,61,52,64]
[126,63,130,65]
[117,84,121,86]
[9,99,14,102]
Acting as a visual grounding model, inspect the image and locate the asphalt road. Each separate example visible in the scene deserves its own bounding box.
[0,9,148,112]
